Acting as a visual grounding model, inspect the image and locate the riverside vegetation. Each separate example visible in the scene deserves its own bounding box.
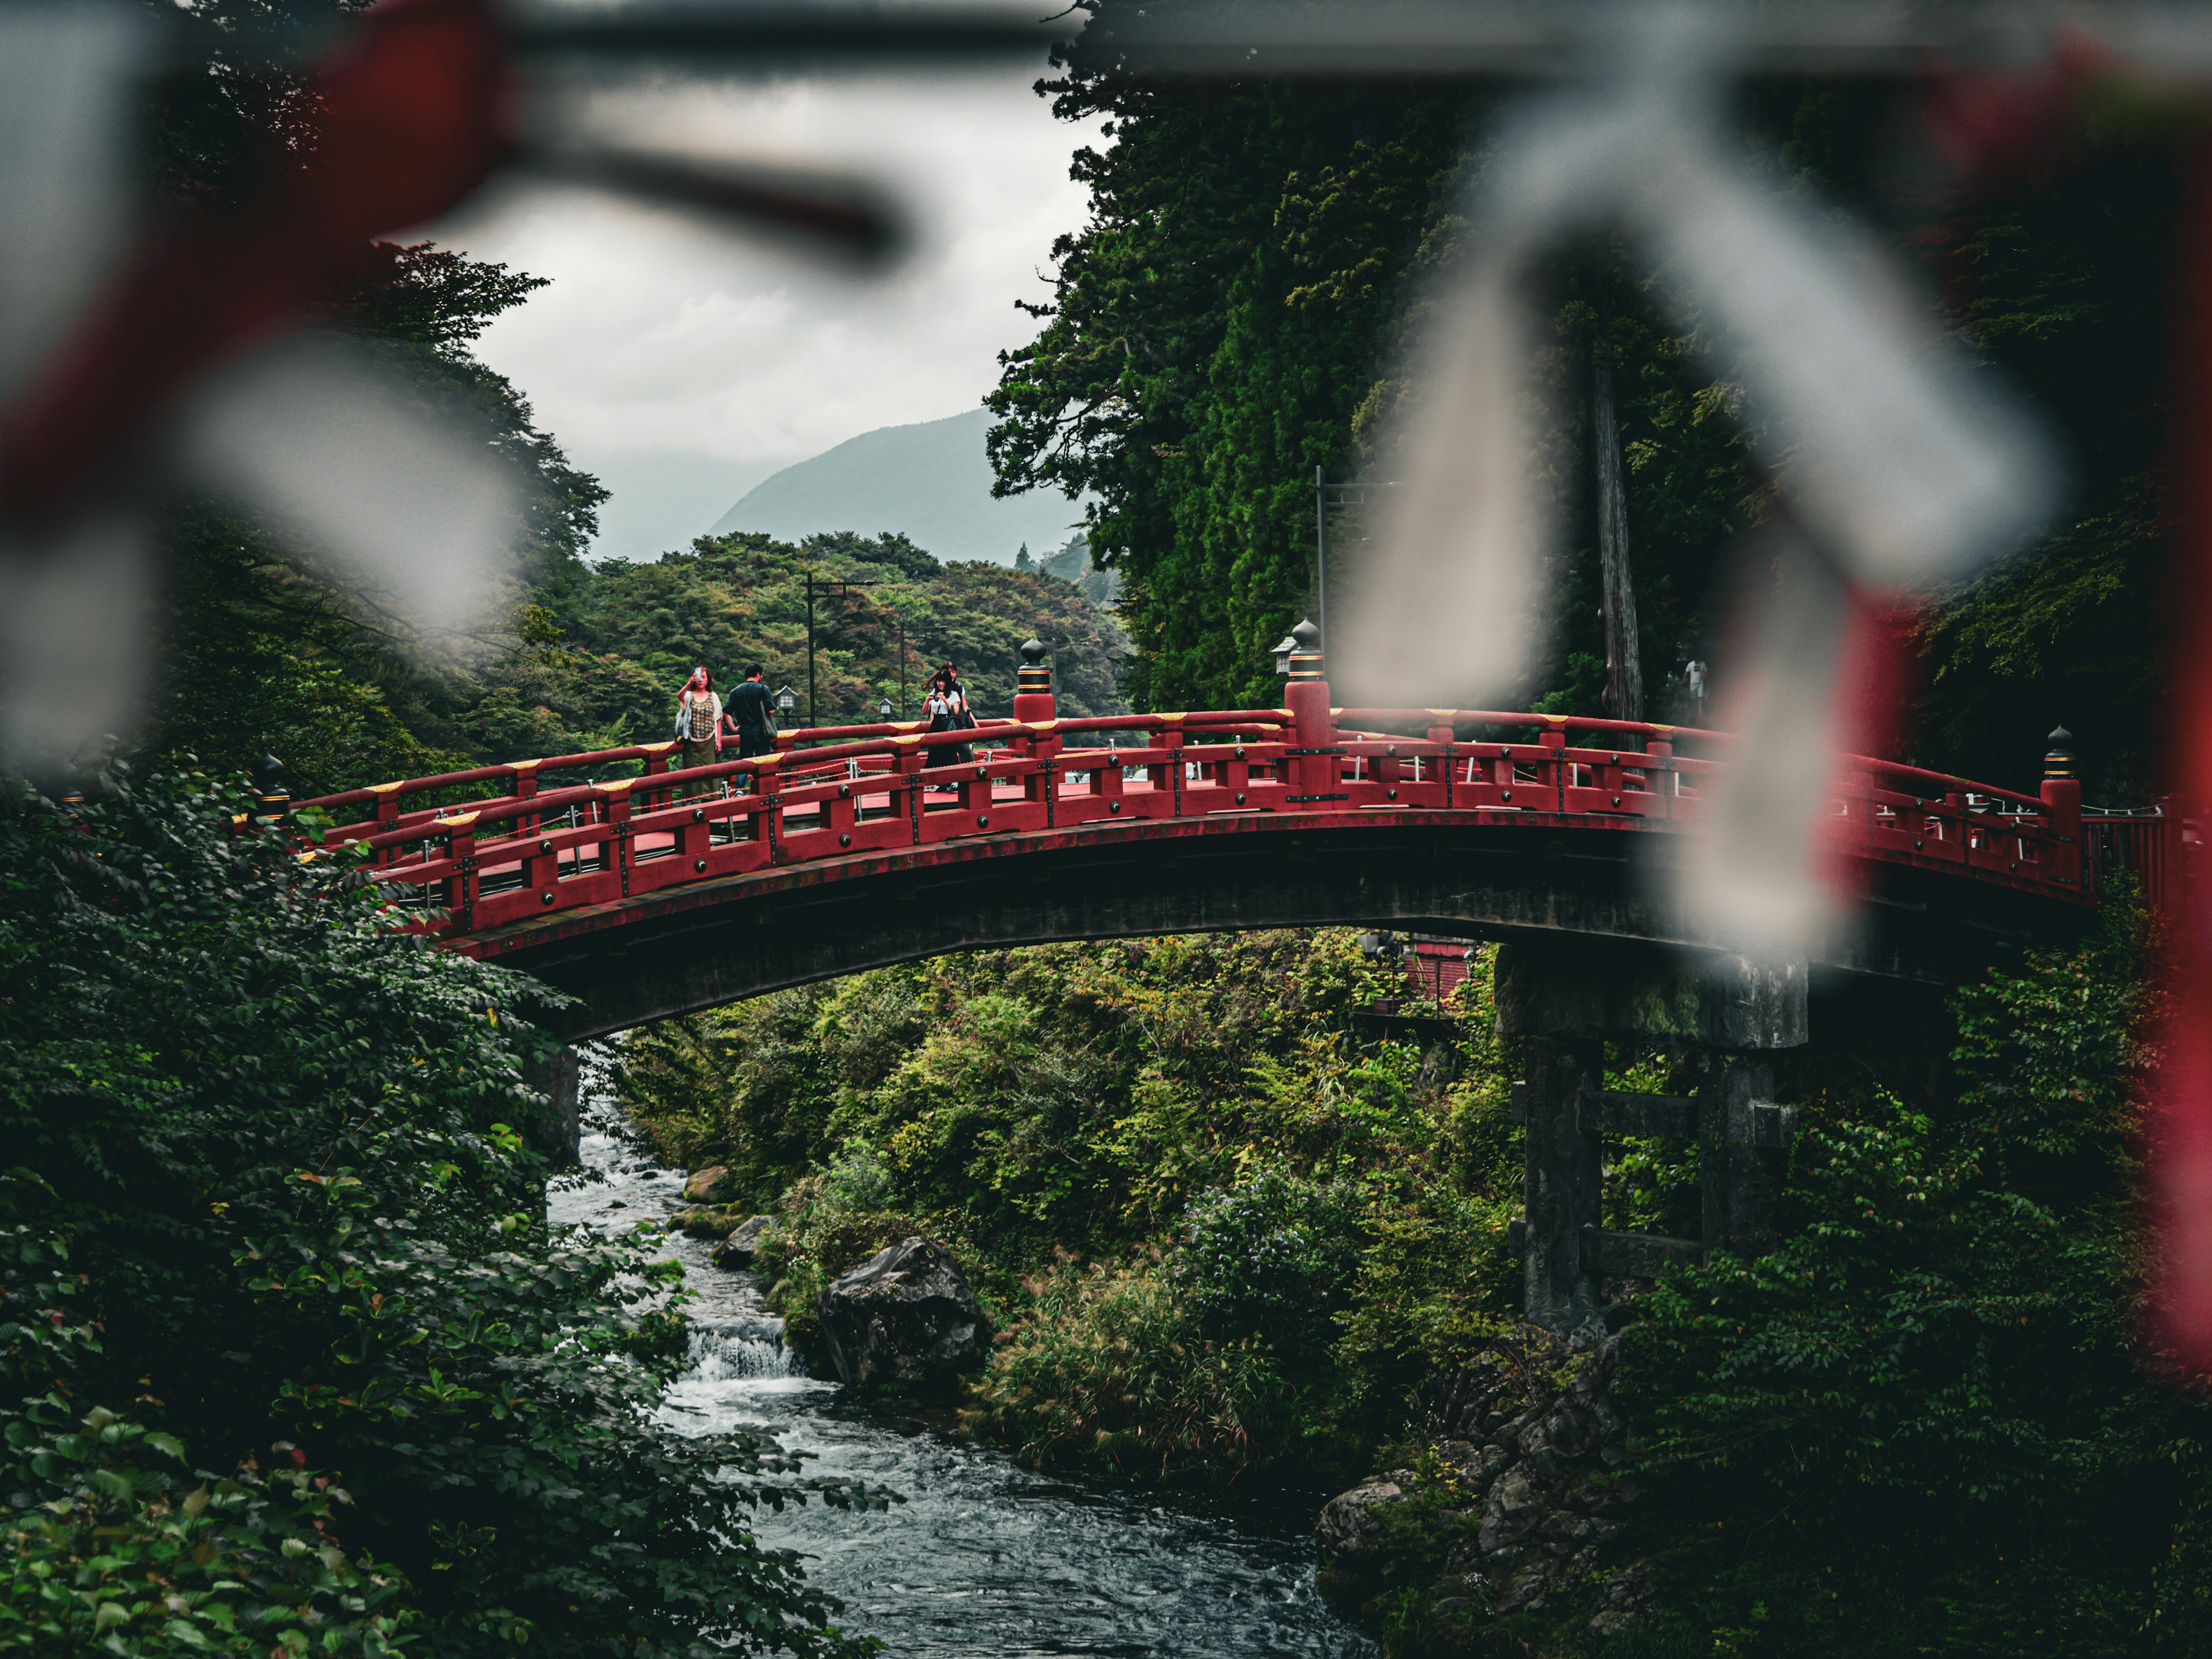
[0,769,893,1657]
[615,899,2212,1656]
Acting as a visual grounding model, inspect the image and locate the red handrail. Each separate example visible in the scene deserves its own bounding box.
[285,688,2093,945]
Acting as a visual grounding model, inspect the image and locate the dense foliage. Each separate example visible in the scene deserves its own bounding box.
[1616,899,2210,1657]
[477,529,1128,764]
[0,769,881,1657]
[618,933,1524,1484]
[988,71,1476,712]
[993,2,2179,797]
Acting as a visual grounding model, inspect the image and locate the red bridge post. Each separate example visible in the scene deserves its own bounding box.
[1013,637,1055,731]
[2041,726,2083,893]
[1282,619,1335,800]
[1013,638,1059,813]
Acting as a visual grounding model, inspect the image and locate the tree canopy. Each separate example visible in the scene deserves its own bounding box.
[991,6,2178,800]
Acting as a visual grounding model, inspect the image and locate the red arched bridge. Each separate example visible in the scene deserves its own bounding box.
[286,637,2145,1047]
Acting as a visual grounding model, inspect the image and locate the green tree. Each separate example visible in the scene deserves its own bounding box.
[1621,899,2211,1656]
[0,766,881,1656]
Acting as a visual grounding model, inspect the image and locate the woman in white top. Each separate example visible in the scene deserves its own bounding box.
[675,667,729,771]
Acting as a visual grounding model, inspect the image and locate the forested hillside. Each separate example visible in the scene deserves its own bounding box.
[991,6,2175,800]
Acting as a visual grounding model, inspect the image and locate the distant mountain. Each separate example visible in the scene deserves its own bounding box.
[708,408,1089,566]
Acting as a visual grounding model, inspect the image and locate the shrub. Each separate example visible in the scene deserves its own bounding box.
[1621,899,2212,1655]
[1173,1163,1362,1365]
[959,1257,1315,1483]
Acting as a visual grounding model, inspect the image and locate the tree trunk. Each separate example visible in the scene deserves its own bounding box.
[1591,336,1643,722]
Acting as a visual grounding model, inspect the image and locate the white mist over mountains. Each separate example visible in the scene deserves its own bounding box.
[437,60,1104,567]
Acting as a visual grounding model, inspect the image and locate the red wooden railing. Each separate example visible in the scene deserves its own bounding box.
[285,652,2093,945]
[2085,805,2196,915]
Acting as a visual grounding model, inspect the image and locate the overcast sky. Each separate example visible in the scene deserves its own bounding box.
[438,58,1100,562]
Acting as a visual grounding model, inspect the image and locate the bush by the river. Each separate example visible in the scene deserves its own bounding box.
[0,768,882,1657]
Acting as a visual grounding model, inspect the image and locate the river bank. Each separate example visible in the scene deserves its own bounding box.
[558,1090,1378,1657]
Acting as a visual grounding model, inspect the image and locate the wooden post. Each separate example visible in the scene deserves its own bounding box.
[1013,637,1055,729]
[1698,1051,1779,1255]
[523,1046,581,1167]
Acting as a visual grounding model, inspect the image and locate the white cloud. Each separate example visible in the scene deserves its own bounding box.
[434,61,1101,558]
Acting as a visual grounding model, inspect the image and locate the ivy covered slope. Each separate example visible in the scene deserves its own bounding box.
[994,2,2178,800]
[618,932,1527,1485]
[0,770,880,1658]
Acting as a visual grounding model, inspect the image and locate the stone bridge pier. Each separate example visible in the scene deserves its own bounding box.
[1499,938,1807,1332]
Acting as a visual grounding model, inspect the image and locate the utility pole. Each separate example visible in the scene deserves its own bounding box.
[1591,319,1643,721]
[806,570,910,726]
[1313,463,1328,650]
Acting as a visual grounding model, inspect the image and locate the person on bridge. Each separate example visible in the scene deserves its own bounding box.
[940,662,978,766]
[726,662,778,792]
[673,668,732,771]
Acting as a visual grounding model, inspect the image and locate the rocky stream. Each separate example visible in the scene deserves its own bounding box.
[552,1094,1379,1657]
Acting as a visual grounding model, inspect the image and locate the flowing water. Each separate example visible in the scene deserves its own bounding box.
[550,1094,1379,1658]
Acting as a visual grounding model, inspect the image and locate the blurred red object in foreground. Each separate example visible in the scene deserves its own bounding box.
[0,0,512,529]
[2145,142,2212,1373]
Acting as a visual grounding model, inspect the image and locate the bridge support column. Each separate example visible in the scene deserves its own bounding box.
[524,1046,581,1168]
[1697,1051,1781,1255]
[1520,1035,1605,1333]
[1497,938,1807,1325]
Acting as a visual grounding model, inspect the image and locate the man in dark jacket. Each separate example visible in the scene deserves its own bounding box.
[726,663,777,790]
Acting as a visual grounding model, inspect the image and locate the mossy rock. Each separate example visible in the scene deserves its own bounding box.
[668,1206,744,1239]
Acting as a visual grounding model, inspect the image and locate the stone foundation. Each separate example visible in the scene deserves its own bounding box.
[1318,1325,1653,1637]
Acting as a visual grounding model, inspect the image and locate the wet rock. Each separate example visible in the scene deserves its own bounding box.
[1544,1403,1600,1457]
[1585,1560,1657,1639]
[1590,1397,1628,1444]
[817,1237,988,1392]
[669,1206,737,1239]
[712,1215,778,1268]
[1338,1321,1652,1639]
[681,1165,728,1203]
[1436,1438,1483,1474]
[1489,1407,1539,1457]
[1478,1467,1544,1552]
[1492,1554,1553,1613]
[1472,1444,1512,1490]
[1317,1479,1406,1560]
[1539,1512,1595,1545]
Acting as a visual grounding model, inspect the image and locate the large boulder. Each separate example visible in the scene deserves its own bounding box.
[816,1237,988,1391]
[681,1165,729,1203]
[712,1215,778,1269]
[669,1206,740,1239]
[1317,1478,1408,1562]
